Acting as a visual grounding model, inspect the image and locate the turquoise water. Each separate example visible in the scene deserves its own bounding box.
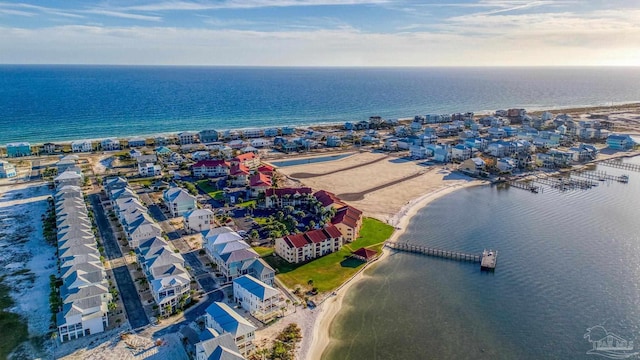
[324,158,640,359]
[269,154,352,167]
[1,66,640,143]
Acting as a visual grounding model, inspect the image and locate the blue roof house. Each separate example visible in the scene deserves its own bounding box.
[205,302,256,356]
[607,134,635,150]
[233,275,283,323]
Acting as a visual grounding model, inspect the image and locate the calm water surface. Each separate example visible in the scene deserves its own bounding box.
[324,158,640,360]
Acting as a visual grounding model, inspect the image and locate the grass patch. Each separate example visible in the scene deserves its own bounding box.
[195,180,224,200]
[128,177,156,187]
[253,217,270,225]
[269,218,394,293]
[253,246,275,257]
[237,200,257,208]
[0,282,29,360]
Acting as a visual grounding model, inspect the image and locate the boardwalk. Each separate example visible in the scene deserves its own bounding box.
[572,170,629,183]
[600,159,640,172]
[386,241,481,262]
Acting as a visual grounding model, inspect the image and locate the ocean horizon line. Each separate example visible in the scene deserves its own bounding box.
[2,64,640,69]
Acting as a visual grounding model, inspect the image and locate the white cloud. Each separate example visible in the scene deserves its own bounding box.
[0,23,638,66]
[0,8,35,16]
[81,10,162,22]
[121,0,389,11]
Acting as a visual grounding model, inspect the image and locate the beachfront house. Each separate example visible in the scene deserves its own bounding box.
[205,302,257,356]
[242,128,262,138]
[331,206,363,242]
[179,132,198,145]
[6,142,31,157]
[199,130,219,144]
[410,145,427,159]
[607,134,635,150]
[192,160,230,178]
[0,160,17,178]
[100,138,120,151]
[326,136,342,147]
[163,187,197,217]
[452,144,472,161]
[71,140,93,153]
[460,157,486,176]
[275,225,344,264]
[496,158,517,173]
[233,275,284,323]
[264,128,279,137]
[183,208,215,233]
[127,138,146,148]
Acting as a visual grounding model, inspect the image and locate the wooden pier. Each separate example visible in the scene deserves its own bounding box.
[507,180,540,193]
[533,176,597,190]
[386,241,481,262]
[481,249,498,270]
[572,170,629,183]
[600,159,640,172]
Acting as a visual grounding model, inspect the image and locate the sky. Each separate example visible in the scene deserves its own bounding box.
[0,0,639,66]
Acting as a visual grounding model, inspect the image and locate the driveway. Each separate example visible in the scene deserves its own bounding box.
[151,287,226,337]
[89,194,150,330]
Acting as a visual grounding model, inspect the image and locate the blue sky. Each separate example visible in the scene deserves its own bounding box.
[0,0,638,65]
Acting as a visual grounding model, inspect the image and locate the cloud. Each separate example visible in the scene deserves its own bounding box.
[0,8,35,16]
[121,0,389,11]
[81,10,162,22]
[0,23,638,66]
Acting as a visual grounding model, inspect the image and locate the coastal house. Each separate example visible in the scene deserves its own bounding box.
[0,160,17,178]
[228,139,246,149]
[192,160,230,178]
[249,173,272,197]
[6,142,31,157]
[496,158,517,173]
[128,138,146,148]
[263,128,279,137]
[54,170,84,188]
[264,187,313,208]
[250,138,271,148]
[452,144,472,161]
[202,227,275,285]
[191,151,211,161]
[607,134,635,150]
[409,145,427,159]
[199,129,219,144]
[205,302,257,356]
[275,225,344,264]
[137,154,161,177]
[71,140,93,152]
[43,142,58,154]
[163,187,197,217]
[56,155,80,174]
[242,128,262,138]
[281,126,295,135]
[433,146,451,163]
[183,208,215,233]
[326,135,342,147]
[233,275,283,323]
[460,157,486,175]
[465,138,488,151]
[194,332,243,360]
[230,153,260,170]
[100,138,120,151]
[179,132,198,145]
[229,164,250,187]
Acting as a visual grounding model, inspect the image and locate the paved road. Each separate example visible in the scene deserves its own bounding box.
[146,202,220,293]
[89,194,150,330]
[152,287,225,337]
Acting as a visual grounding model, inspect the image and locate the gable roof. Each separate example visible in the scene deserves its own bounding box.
[205,302,257,336]
[233,275,279,301]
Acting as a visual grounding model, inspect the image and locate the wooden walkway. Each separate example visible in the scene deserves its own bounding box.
[386,241,481,262]
[572,170,629,183]
[600,159,640,172]
[507,180,540,193]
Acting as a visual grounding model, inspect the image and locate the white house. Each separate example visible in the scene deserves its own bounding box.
[137,155,162,177]
[205,302,257,356]
[163,187,197,217]
[191,151,211,161]
[71,140,93,153]
[183,208,215,233]
[496,157,517,173]
[409,145,427,159]
[100,138,120,151]
[0,160,17,178]
[178,132,198,145]
[54,170,84,188]
[452,144,472,161]
[233,275,283,323]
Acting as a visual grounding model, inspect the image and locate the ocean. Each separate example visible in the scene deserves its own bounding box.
[1,66,640,144]
[323,158,640,360]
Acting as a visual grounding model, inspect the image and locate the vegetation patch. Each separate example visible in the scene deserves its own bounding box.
[253,246,274,257]
[0,281,29,360]
[267,218,393,293]
[195,180,224,200]
[253,323,302,360]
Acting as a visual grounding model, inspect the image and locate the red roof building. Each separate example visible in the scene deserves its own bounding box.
[264,187,312,208]
[231,152,260,169]
[352,247,377,262]
[192,160,230,178]
[275,225,344,263]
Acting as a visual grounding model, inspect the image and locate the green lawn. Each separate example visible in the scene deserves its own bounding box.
[0,282,28,360]
[253,217,270,225]
[267,217,394,293]
[253,246,275,257]
[237,200,257,208]
[128,177,156,187]
[195,180,224,200]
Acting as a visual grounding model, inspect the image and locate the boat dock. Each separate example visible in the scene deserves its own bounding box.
[481,249,498,270]
[386,242,498,270]
[507,180,540,193]
[600,159,640,172]
[572,170,629,183]
[533,176,598,190]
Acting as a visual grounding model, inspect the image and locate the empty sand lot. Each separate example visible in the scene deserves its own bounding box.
[277,151,482,222]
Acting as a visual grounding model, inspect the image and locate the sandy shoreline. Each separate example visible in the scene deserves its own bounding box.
[304,180,486,360]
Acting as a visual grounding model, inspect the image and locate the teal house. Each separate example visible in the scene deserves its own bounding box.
[607,134,635,150]
[6,142,31,157]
